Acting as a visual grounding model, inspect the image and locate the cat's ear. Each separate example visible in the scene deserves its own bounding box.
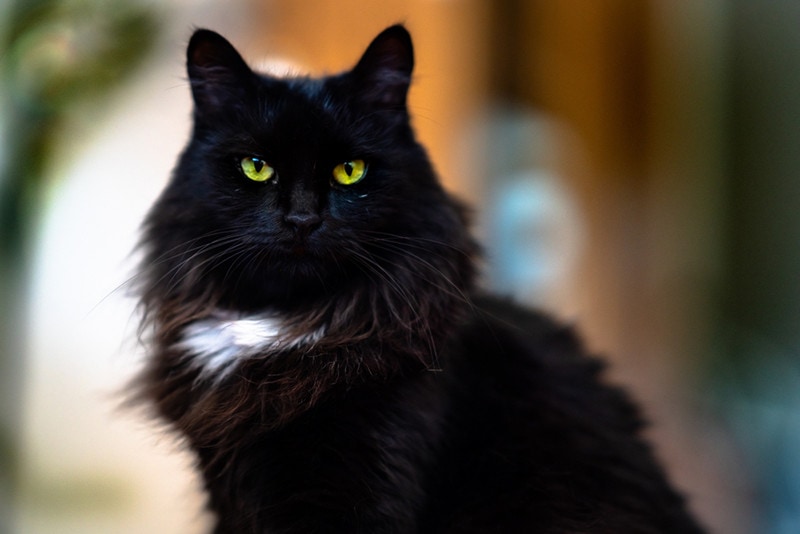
[351,25,414,110]
[187,29,255,115]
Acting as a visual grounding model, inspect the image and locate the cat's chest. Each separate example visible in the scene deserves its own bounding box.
[175,312,325,380]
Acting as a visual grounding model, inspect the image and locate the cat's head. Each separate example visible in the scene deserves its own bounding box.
[141,25,475,320]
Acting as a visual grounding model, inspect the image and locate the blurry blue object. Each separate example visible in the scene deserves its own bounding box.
[488,171,582,305]
[475,107,583,306]
[717,334,800,534]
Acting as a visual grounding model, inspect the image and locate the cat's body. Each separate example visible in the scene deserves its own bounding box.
[135,26,705,533]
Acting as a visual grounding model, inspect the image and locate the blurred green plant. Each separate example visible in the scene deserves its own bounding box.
[0,0,159,528]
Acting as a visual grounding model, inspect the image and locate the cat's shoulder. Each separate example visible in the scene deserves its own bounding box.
[461,294,587,359]
[453,294,643,433]
[452,294,610,391]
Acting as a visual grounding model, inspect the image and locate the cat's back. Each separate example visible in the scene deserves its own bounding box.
[425,295,704,533]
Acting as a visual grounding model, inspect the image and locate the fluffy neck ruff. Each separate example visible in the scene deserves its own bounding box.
[133,245,475,443]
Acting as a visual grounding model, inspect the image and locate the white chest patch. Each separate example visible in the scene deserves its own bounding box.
[176,312,325,381]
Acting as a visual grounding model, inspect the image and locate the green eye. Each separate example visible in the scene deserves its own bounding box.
[240,156,275,182]
[332,160,367,185]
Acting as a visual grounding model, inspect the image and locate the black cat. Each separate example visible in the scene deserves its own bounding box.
[134,25,705,533]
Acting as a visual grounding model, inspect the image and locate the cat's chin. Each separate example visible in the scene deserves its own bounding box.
[215,260,348,312]
[288,243,311,256]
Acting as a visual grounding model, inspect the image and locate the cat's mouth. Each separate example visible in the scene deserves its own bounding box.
[278,234,325,260]
[259,229,313,255]
[289,230,318,254]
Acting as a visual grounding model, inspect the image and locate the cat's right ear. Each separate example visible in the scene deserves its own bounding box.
[187,29,255,116]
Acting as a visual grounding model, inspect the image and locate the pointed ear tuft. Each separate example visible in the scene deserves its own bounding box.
[352,25,414,109]
[187,29,255,115]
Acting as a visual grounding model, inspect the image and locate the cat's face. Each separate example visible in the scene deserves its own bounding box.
[144,26,471,312]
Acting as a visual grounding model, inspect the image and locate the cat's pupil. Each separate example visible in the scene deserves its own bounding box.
[253,159,264,172]
[344,162,354,176]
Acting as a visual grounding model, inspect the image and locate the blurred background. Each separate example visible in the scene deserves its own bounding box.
[2,0,799,532]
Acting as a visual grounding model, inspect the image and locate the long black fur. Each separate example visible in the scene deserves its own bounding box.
[134,25,705,533]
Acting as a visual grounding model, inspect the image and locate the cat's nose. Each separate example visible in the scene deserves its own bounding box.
[284,212,322,234]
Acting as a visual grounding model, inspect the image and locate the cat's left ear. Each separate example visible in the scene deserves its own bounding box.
[351,25,414,110]
[187,29,256,117]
